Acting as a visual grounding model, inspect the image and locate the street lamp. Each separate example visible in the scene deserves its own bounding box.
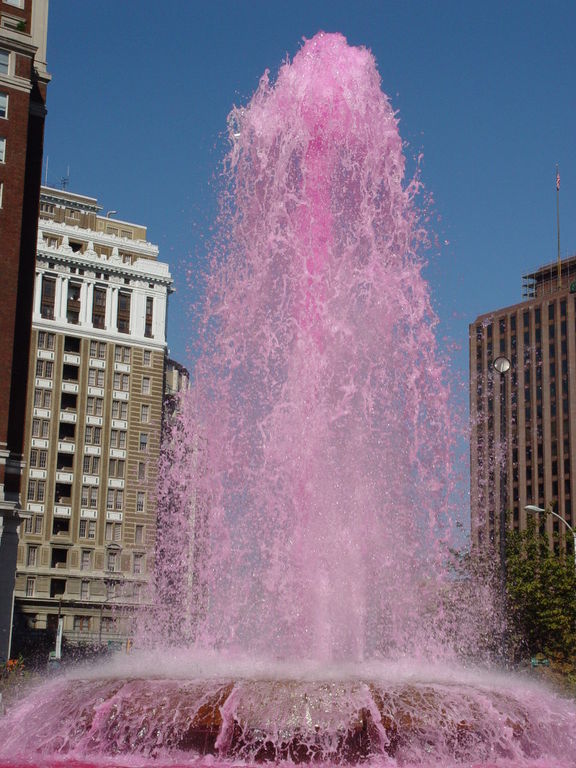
[525,504,576,569]
[493,356,511,588]
[493,356,511,375]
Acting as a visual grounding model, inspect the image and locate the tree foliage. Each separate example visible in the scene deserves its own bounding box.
[505,517,576,664]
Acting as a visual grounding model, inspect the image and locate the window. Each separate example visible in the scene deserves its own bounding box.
[40,202,55,217]
[67,282,81,324]
[26,577,35,597]
[27,545,38,567]
[83,455,100,475]
[136,491,145,512]
[80,580,90,600]
[108,458,125,478]
[0,49,9,75]
[84,425,102,445]
[37,332,55,350]
[112,400,127,420]
[92,286,106,329]
[73,616,91,632]
[23,516,32,534]
[135,525,144,544]
[81,550,92,571]
[35,359,53,378]
[40,276,56,320]
[27,479,45,502]
[0,92,7,119]
[141,404,150,423]
[117,291,131,333]
[105,522,122,543]
[31,418,50,439]
[141,377,150,395]
[106,488,123,511]
[0,137,5,163]
[33,388,51,409]
[86,396,103,416]
[137,462,146,481]
[143,350,151,366]
[110,430,127,449]
[34,515,43,534]
[64,335,81,353]
[115,345,131,363]
[133,554,144,575]
[139,433,148,452]
[145,296,153,337]
[89,340,107,359]
[0,181,3,209]
[29,449,48,468]
[88,368,105,387]
[101,616,118,634]
[79,519,96,539]
[107,551,118,572]
[81,486,98,508]
[113,372,130,391]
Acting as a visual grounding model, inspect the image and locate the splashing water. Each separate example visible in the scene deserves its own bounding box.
[1,31,576,768]
[155,30,462,663]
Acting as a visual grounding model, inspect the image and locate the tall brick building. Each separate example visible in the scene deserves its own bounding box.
[0,0,50,662]
[470,257,576,556]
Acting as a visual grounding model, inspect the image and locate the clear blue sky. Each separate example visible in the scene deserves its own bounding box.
[44,1,576,386]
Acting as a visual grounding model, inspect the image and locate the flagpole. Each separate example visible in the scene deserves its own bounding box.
[556,165,561,288]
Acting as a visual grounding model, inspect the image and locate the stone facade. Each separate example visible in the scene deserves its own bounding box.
[11,186,173,658]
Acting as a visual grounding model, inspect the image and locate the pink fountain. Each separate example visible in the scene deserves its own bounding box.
[1,32,576,768]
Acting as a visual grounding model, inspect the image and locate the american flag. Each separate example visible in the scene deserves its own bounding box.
[556,168,560,191]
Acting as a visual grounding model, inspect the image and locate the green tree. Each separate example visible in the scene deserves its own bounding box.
[505,517,576,665]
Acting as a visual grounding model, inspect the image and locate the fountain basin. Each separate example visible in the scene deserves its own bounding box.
[1,668,575,766]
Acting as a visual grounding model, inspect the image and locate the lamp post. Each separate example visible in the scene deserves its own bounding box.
[493,356,511,590]
[525,504,576,570]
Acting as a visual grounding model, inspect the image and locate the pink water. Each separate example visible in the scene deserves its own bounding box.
[1,31,576,768]
[154,30,464,663]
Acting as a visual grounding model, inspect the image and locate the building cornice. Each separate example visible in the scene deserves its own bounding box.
[38,219,159,258]
[36,248,172,289]
[40,190,101,214]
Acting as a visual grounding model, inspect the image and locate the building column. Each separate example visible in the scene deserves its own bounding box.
[110,287,118,332]
[82,282,92,328]
[33,272,42,317]
[56,276,67,324]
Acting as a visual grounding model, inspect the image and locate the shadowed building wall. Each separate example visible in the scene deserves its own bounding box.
[0,0,50,663]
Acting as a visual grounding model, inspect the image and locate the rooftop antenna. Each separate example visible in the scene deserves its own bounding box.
[61,165,70,190]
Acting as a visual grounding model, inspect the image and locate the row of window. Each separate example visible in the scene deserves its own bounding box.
[77,519,138,544]
[32,417,150,448]
[28,476,147,508]
[40,275,155,337]
[25,544,145,574]
[38,333,152,366]
[36,362,153,396]
[30,449,147,479]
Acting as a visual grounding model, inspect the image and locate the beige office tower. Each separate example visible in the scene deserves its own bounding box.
[12,186,173,656]
[470,257,576,558]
